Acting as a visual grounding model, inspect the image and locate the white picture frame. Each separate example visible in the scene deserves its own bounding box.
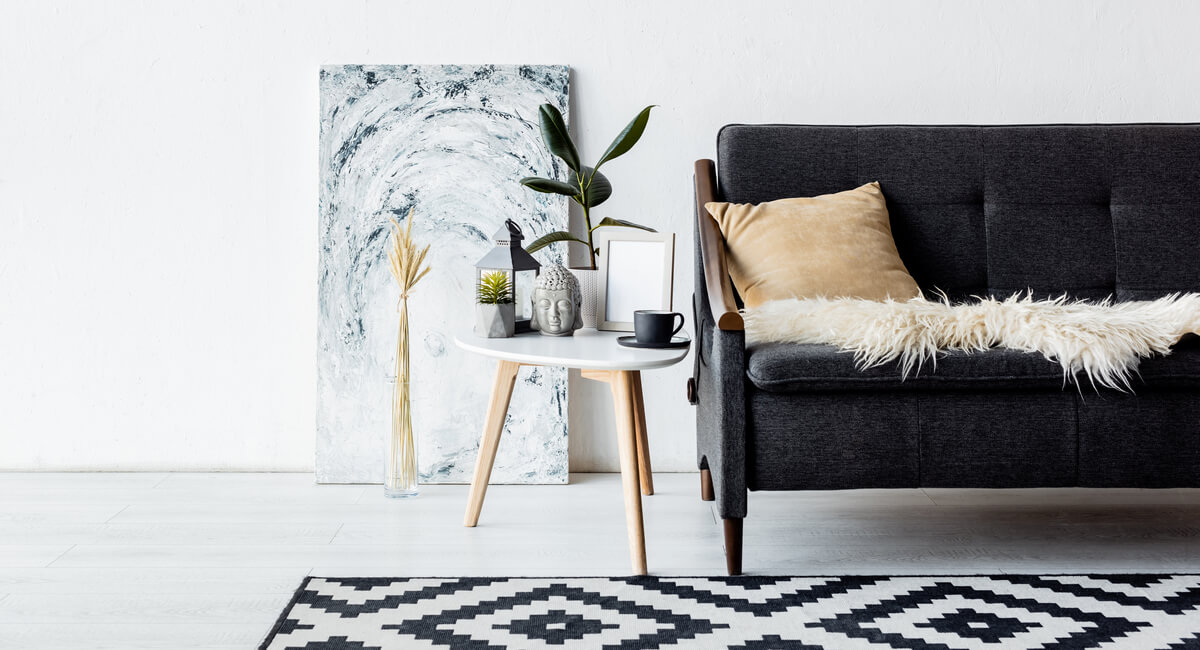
[595,230,675,331]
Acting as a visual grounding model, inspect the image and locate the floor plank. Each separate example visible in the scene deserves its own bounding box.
[49,541,722,571]
[0,473,168,488]
[0,623,265,649]
[0,522,341,546]
[330,517,721,546]
[0,593,292,624]
[0,485,366,505]
[0,567,311,595]
[155,472,325,488]
[0,503,128,524]
[0,545,73,568]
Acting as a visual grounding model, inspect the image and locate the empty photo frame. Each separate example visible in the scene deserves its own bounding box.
[595,231,675,331]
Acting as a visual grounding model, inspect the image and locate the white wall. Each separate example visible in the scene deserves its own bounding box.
[2,0,1198,472]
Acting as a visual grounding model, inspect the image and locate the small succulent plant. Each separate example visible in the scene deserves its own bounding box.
[476,271,514,305]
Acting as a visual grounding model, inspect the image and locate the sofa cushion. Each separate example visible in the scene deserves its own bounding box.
[747,390,919,490]
[1078,389,1200,487]
[705,182,920,308]
[981,127,1117,301]
[918,392,1077,487]
[1110,126,1200,301]
[746,336,1200,393]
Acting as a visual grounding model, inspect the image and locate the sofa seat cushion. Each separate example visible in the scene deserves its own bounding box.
[746,336,1200,392]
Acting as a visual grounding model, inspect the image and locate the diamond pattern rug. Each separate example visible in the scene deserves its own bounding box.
[260,575,1200,649]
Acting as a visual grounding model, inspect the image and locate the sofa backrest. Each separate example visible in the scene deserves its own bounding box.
[715,124,1200,301]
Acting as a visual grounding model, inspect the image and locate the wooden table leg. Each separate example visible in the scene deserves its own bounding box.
[631,370,653,496]
[580,368,649,575]
[463,360,521,527]
[610,370,648,575]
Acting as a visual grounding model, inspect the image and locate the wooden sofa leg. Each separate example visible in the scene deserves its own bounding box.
[723,518,743,576]
[700,468,715,501]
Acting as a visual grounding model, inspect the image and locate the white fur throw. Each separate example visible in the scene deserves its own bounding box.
[743,293,1200,391]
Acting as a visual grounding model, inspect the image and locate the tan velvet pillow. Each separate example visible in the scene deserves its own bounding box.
[706,182,920,308]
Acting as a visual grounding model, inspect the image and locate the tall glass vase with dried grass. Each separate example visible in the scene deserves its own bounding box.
[384,208,431,498]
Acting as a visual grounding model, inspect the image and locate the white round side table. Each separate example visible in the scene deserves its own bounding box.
[454,329,690,575]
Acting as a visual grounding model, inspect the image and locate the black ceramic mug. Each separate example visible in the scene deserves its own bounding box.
[634,310,685,345]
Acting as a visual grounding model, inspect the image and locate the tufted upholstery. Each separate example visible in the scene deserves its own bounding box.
[716,124,1200,302]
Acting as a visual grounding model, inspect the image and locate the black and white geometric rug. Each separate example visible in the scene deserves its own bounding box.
[261,575,1200,649]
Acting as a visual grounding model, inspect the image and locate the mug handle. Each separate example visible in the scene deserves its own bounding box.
[671,313,685,337]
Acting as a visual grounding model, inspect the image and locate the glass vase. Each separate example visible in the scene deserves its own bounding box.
[385,298,419,498]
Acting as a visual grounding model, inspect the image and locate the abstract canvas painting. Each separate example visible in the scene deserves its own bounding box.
[318,64,570,484]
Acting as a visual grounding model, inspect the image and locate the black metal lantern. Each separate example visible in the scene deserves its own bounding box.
[475,220,542,333]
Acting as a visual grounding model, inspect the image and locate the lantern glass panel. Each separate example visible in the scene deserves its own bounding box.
[513,269,537,321]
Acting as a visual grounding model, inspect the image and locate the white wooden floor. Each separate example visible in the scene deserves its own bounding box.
[2,472,1200,648]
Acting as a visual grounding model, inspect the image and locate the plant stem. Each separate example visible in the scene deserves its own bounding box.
[582,204,595,269]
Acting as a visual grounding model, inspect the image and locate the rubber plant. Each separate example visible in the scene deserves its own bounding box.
[519,103,656,269]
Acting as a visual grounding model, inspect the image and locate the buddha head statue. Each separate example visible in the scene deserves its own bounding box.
[530,264,583,336]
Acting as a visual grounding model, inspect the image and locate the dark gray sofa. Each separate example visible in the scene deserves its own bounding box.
[691,124,1200,575]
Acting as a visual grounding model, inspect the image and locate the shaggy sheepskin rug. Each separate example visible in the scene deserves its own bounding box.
[743,293,1200,390]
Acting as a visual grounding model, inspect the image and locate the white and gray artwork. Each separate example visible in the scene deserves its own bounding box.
[318,64,570,484]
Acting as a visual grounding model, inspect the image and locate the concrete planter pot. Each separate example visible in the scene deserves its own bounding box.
[569,267,602,330]
[475,303,515,338]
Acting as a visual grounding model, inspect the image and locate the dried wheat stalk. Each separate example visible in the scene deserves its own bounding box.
[386,208,431,494]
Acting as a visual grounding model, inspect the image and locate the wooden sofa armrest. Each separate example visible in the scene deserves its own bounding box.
[694,159,744,331]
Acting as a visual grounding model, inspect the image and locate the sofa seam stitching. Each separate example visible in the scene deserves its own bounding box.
[1107,129,1119,298]
[916,396,923,486]
[855,126,862,190]
[1076,393,1082,485]
[980,127,992,296]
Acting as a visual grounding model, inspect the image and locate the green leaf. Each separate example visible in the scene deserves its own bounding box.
[593,105,655,171]
[520,176,580,197]
[590,217,657,233]
[525,230,589,254]
[537,103,580,174]
[570,167,612,208]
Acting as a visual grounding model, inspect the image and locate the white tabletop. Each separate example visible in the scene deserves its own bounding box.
[454,328,690,371]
